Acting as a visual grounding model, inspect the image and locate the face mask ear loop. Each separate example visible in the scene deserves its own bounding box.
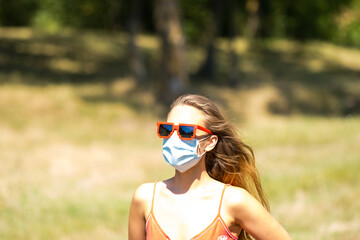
[197,135,211,155]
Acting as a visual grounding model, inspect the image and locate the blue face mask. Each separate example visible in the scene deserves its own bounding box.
[162,132,210,173]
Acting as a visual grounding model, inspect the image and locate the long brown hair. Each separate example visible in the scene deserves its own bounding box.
[170,94,269,240]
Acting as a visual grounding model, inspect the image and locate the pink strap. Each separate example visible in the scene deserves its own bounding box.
[150,182,157,213]
[218,184,228,215]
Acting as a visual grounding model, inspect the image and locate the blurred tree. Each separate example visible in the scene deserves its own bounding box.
[227,0,240,86]
[1,0,359,47]
[154,0,188,102]
[180,0,211,44]
[0,0,38,26]
[245,0,260,39]
[1,0,360,94]
[257,0,286,38]
[196,0,225,79]
[257,0,355,41]
[334,0,360,48]
[128,0,146,83]
[195,0,241,84]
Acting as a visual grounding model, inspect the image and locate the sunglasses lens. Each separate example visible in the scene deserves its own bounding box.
[158,124,173,137]
[179,125,195,139]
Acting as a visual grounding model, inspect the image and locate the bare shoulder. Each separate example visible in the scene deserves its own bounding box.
[131,182,156,215]
[223,185,260,212]
[224,185,252,203]
[133,182,155,201]
[129,182,156,240]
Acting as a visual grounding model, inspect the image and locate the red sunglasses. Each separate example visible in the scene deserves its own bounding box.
[157,122,213,140]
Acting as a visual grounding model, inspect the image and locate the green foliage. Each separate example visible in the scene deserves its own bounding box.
[333,0,360,48]
[259,0,353,40]
[31,0,125,30]
[31,0,62,33]
[337,20,360,48]
[180,0,212,43]
[1,0,360,47]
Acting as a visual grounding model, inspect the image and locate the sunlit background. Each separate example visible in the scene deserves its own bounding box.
[0,1,359,239]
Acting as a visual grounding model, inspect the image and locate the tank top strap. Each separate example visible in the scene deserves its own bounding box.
[150,181,157,213]
[218,184,228,215]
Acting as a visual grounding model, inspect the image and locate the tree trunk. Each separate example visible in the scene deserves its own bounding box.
[128,0,146,83]
[245,0,260,39]
[154,0,187,102]
[228,0,239,87]
[197,0,224,79]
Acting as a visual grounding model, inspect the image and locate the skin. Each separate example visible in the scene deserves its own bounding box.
[128,105,292,240]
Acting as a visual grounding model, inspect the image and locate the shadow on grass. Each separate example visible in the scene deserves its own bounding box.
[0,35,128,84]
[259,47,360,116]
[1,28,359,116]
[199,42,360,116]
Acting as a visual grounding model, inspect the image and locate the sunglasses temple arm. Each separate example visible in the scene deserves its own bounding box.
[198,125,213,135]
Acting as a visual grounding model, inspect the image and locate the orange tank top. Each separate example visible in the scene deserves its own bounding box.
[145,183,238,240]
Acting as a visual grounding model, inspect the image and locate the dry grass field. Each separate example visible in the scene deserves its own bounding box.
[0,28,359,240]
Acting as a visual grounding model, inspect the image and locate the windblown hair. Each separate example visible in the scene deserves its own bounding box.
[170,94,269,240]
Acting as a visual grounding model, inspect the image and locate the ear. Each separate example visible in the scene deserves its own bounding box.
[205,135,218,152]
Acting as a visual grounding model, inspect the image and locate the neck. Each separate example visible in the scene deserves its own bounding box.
[168,159,212,194]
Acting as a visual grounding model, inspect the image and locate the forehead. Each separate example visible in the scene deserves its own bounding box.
[167,105,205,126]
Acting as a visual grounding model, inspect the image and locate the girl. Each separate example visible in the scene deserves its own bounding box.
[129,94,292,240]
